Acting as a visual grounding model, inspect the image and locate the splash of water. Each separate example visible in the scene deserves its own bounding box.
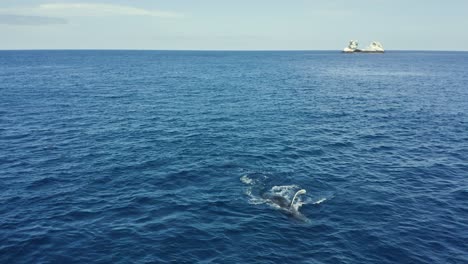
[313,198,327,204]
[240,174,323,221]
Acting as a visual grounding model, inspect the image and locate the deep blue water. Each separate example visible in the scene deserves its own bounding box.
[1,50,468,263]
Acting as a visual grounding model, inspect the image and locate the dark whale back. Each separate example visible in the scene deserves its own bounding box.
[269,195,290,208]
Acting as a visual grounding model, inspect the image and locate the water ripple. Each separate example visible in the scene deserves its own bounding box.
[1,50,467,263]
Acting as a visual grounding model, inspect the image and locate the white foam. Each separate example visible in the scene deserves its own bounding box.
[241,175,269,205]
[313,198,327,204]
[245,187,268,205]
[240,175,253,185]
[270,185,299,198]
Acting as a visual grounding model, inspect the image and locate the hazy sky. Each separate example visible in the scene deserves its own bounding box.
[1,0,467,50]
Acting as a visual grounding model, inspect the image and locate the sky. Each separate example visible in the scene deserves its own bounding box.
[0,0,467,50]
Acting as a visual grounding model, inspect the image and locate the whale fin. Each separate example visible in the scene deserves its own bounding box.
[289,189,306,209]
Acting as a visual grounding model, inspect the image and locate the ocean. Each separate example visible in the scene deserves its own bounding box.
[1,50,467,263]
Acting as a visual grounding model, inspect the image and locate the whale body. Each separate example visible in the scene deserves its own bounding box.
[263,189,307,213]
[268,195,290,208]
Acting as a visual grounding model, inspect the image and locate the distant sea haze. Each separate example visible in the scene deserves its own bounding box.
[1,50,467,264]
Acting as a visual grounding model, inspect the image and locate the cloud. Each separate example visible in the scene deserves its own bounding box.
[36,3,182,18]
[0,14,67,25]
[0,3,182,19]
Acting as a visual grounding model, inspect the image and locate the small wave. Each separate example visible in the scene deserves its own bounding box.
[326,141,355,148]
[27,177,62,190]
[313,198,327,204]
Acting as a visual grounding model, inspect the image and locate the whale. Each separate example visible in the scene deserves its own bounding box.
[263,189,307,214]
[268,195,290,208]
[240,175,313,221]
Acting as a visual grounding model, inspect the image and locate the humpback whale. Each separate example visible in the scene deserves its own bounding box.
[240,174,322,221]
[263,189,307,213]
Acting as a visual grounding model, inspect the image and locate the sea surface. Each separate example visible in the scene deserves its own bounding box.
[1,50,467,264]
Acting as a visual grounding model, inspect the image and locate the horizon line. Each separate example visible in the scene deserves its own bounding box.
[1,48,468,52]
